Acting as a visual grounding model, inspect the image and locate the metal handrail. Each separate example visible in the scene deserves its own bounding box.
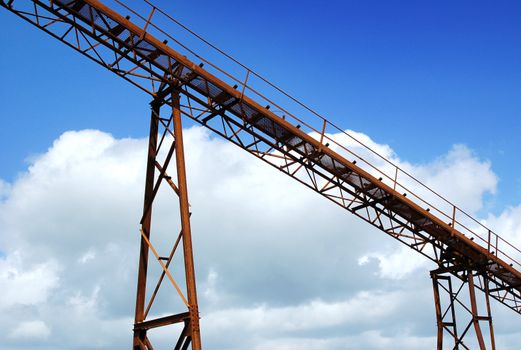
[107,0,521,270]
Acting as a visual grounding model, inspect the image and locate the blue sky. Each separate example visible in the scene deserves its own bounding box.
[1,0,520,211]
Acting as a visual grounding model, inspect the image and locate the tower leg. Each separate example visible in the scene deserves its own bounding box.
[132,94,202,349]
[133,102,160,349]
[431,269,495,350]
[171,93,202,350]
[431,272,459,349]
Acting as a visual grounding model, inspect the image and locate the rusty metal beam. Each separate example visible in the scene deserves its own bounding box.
[171,93,202,350]
[133,102,159,349]
[134,312,190,331]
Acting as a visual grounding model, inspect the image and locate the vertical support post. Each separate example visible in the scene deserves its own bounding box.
[393,167,399,191]
[171,93,202,350]
[484,277,496,350]
[431,273,444,350]
[133,102,160,349]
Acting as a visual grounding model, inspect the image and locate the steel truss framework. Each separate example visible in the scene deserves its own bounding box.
[2,0,521,348]
[133,94,201,349]
[431,269,496,350]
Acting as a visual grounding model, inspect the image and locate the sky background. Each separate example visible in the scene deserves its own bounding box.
[0,0,520,349]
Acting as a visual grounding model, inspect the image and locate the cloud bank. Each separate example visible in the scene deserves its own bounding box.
[0,127,519,349]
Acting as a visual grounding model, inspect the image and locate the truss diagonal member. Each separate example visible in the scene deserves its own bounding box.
[134,335,147,350]
[139,139,177,224]
[144,229,183,318]
[174,321,189,350]
[157,116,175,150]
[139,228,189,306]
[155,162,180,195]
[144,336,154,350]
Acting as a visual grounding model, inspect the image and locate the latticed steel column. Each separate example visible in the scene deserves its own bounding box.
[132,94,201,350]
[431,270,495,350]
[432,272,459,349]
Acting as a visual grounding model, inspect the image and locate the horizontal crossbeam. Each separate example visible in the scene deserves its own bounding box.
[134,312,190,331]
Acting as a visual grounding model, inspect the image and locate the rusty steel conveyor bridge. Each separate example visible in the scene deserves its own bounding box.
[1,0,520,349]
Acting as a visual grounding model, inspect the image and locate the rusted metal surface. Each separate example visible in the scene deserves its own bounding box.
[133,102,160,348]
[431,270,496,349]
[1,0,520,348]
[132,96,201,349]
[172,93,202,350]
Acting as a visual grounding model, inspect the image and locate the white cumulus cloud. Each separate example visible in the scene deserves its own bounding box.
[0,127,519,349]
[0,252,59,311]
[8,320,51,340]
